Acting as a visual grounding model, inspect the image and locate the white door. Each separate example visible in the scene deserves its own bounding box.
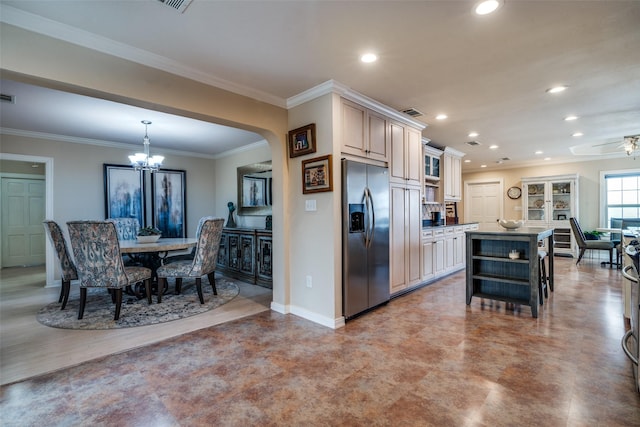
[1,178,46,267]
[465,181,503,227]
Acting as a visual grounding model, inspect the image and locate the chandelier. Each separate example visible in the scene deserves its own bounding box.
[129,120,164,172]
[623,134,640,157]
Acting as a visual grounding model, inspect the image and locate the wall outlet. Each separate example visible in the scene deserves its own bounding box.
[306,275,312,288]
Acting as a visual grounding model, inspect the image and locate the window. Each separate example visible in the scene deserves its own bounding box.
[602,169,640,225]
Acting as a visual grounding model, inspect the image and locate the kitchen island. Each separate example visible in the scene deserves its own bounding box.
[465,225,554,318]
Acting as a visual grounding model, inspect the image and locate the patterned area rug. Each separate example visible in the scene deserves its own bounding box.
[36,277,239,330]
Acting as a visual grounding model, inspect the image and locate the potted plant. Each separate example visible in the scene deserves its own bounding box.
[584,230,603,240]
[137,226,162,243]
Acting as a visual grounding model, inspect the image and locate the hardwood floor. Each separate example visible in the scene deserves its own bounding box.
[0,266,271,385]
[1,256,639,426]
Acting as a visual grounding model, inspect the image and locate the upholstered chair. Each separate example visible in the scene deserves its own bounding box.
[108,217,142,265]
[156,217,224,304]
[165,215,210,263]
[67,220,153,320]
[569,217,615,267]
[43,220,78,310]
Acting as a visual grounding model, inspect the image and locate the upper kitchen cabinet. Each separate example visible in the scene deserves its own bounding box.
[423,143,443,204]
[522,174,579,256]
[341,99,389,162]
[389,121,423,186]
[443,147,465,201]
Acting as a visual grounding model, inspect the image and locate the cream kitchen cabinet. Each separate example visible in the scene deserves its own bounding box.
[341,98,389,162]
[522,174,578,257]
[423,143,443,204]
[389,121,423,186]
[390,184,422,294]
[443,147,465,201]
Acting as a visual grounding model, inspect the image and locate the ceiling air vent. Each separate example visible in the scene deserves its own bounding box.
[156,0,194,13]
[401,108,423,118]
[466,141,481,146]
[1,93,16,103]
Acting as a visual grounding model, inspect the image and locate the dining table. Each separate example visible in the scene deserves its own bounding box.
[119,237,197,299]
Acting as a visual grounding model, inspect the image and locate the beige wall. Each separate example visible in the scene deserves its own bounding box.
[462,157,640,231]
[213,143,272,229]
[1,134,219,236]
[286,92,342,326]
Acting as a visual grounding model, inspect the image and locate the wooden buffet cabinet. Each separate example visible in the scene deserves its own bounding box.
[216,228,272,288]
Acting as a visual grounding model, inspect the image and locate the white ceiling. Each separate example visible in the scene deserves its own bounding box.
[1,1,639,170]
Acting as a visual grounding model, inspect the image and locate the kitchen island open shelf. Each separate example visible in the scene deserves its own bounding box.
[465,226,554,318]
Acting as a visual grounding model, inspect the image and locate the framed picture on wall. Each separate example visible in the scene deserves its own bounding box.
[151,169,186,238]
[103,164,145,227]
[288,123,316,158]
[302,154,333,194]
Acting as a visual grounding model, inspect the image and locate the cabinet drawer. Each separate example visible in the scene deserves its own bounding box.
[422,229,434,239]
[444,228,455,235]
[433,229,445,237]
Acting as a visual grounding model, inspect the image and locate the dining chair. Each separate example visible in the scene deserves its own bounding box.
[43,220,78,310]
[67,220,153,320]
[164,215,210,264]
[156,217,225,304]
[569,217,615,267]
[108,217,142,265]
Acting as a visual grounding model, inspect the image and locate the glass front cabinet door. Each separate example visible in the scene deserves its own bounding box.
[522,174,579,257]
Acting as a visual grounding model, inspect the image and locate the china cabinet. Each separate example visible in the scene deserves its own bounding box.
[521,174,579,257]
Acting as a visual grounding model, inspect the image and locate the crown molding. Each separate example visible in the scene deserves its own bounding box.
[287,80,427,130]
[0,5,286,108]
[0,127,232,160]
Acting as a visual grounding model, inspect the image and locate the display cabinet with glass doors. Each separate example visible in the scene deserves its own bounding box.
[522,174,579,257]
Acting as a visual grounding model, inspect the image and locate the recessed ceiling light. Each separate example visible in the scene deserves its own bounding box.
[474,0,502,15]
[468,132,479,138]
[435,114,448,120]
[535,150,543,155]
[564,115,579,121]
[544,157,551,161]
[546,85,568,94]
[572,132,584,137]
[489,144,499,149]
[360,53,378,63]
[481,164,487,168]
[464,159,471,163]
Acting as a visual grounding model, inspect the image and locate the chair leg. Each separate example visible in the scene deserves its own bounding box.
[58,282,64,303]
[208,272,217,295]
[157,278,165,304]
[60,279,71,310]
[195,277,204,304]
[175,277,183,294]
[144,279,152,305]
[113,289,122,321]
[78,288,87,320]
[609,249,613,269]
[109,289,116,304]
[541,257,548,298]
[576,248,586,265]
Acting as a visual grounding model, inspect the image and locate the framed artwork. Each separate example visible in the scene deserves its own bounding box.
[302,154,333,194]
[242,176,267,207]
[288,123,316,158]
[103,164,145,227]
[151,169,186,238]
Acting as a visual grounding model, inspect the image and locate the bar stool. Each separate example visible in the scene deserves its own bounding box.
[538,249,549,305]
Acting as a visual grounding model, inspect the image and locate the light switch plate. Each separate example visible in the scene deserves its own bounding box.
[305,200,317,211]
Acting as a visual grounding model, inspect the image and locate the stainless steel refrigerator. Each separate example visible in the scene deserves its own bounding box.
[342,159,390,320]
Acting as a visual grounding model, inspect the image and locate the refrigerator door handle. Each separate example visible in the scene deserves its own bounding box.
[364,187,376,248]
